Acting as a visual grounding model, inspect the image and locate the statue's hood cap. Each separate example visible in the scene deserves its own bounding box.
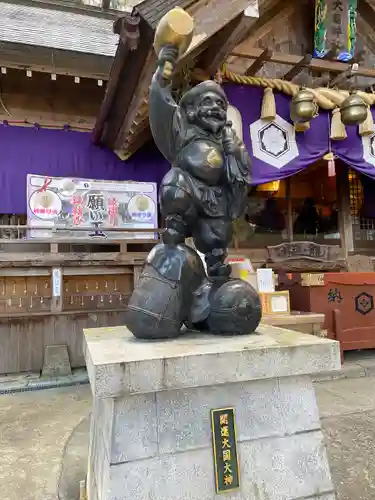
[179,81,228,108]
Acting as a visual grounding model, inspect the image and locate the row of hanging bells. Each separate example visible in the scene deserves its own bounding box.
[291,88,368,126]
[261,85,371,137]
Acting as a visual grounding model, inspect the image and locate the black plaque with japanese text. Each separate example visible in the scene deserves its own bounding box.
[211,408,240,493]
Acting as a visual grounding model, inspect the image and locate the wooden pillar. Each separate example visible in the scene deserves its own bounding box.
[286,177,293,242]
[336,163,354,257]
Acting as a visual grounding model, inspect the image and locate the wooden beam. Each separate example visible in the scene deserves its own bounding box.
[93,14,143,144]
[245,48,272,75]
[200,0,292,76]
[114,49,156,150]
[312,75,331,87]
[330,68,355,87]
[132,104,149,127]
[357,0,375,76]
[0,42,112,81]
[352,49,366,64]
[185,0,252,58]
[120,127,152,158]
[242,0,297,46]
[114,13,141,50]
[126,120,149,144]
[101,22,153,148]
[129,112,149,135]
[92,40,129,143]
[282,54,312,81]
[229,46,375,78]
[199,0,292,75]
[108,0,257,153]
[0,60,110,81]
[358,0,375,30]
[235,0,285,44]
[357,11,375,54]
[199,14,246,76]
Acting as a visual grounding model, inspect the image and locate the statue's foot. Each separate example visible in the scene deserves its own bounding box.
[125,242,206,340]
[207,279,262,335]
[207,262,231,279]
[187,278,221,329]
[125,306,184,339]
[187,278,261,335]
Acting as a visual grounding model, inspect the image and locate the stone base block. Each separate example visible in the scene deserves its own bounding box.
[42,344,71,377]
[84,324,340,500]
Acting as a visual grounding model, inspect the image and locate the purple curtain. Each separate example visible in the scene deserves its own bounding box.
[332,108,375,180]
[0,124,169,214]
[224,84,330,184]
[4,86,374,214]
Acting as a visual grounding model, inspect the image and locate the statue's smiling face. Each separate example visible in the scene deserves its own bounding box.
[196,91,227,134]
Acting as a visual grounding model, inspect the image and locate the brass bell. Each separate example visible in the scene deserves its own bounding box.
[340,91,368,126]
[290,88,318,123]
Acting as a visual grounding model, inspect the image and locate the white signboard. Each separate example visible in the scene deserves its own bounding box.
[27,174,158,240]
[257,268,275,293]
[52,268,62,297]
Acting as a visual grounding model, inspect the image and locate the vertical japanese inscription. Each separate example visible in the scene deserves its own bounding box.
[314,0,358,62]
[211,408,240,493]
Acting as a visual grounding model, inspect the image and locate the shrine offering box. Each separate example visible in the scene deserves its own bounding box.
[278,272,375,357]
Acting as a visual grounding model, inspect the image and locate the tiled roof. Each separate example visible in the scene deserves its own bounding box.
[135,0,192,29]
[0,2,119,57]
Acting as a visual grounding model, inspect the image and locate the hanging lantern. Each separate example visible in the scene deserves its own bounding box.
[290,88,318,123]
[340,91,367,125]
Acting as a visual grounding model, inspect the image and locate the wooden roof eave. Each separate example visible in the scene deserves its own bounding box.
[225,0,375,85]
[116,0,298,157]
[115,33,234,158]
[95,0,261,158]
[92,12,146,145]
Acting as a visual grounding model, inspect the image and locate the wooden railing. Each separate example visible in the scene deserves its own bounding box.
[0,225,162,256]
[0,224,163,239]
[0,226,160,374]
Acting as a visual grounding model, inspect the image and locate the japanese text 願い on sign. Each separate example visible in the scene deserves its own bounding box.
[26,175,158,240]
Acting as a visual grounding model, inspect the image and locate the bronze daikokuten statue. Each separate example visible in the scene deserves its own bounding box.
[124,8,261,339]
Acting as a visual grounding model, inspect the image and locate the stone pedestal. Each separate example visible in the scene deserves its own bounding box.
[84,324,340,500]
